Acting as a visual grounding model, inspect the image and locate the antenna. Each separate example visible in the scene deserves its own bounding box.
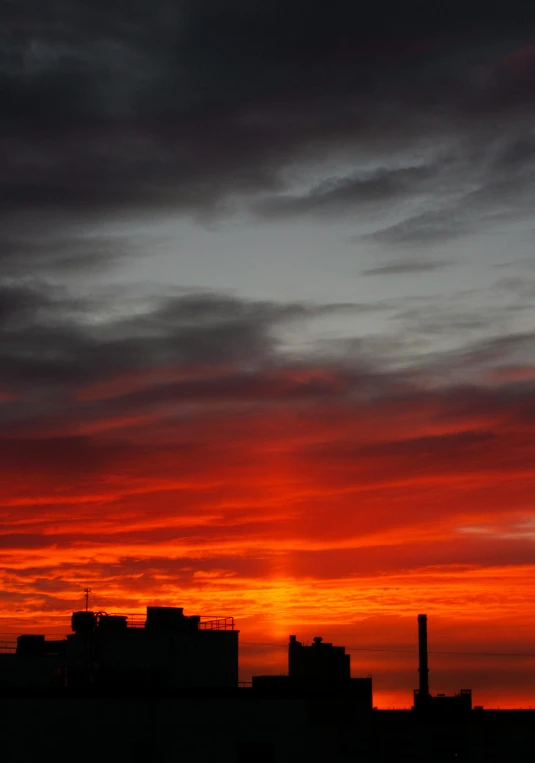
[84,588,91,612]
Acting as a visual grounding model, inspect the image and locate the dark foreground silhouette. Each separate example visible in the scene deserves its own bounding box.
[1,607,533,762]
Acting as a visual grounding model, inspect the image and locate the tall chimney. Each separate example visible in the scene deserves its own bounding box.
[418,614,429,696]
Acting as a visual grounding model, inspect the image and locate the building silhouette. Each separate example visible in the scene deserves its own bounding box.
[289,634,350,680]
[1,606,534,762]
[252,634,373,712]
[2,605,238,690]
[413,613,472,713]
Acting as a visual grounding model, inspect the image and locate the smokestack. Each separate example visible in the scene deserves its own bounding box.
[418,614,429,697]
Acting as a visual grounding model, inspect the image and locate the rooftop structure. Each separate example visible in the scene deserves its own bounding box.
[252,634,373,712]
[289,635,350,681]
[0,606,238,691]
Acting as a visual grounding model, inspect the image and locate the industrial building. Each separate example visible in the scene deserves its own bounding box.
[1,608,534,762]
[253,634,373,712]
[0,605,238,690]
[0,602,374,761]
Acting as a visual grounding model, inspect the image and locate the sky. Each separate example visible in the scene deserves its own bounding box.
[2,0,535,707]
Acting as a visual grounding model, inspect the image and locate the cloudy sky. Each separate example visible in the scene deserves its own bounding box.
[2,0,535,706]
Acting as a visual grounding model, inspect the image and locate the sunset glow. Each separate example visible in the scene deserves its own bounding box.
[2,0,535,710]
[2,352,535,707]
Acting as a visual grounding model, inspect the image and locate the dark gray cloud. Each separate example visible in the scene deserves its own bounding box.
[0,281,373,405]
[0,228,131,276]
[360,260,452,276]
[1,274,534,438]
[256,161,444,219]
[0,287,273,391]
[2,0,535,251]
[0,282,52,327]
[360,207,475,246]
[358,133,535,245]
[1,2,535,407]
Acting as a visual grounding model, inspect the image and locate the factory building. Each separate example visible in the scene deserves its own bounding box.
[253,634,373,712]
[0,605,238,690]
[289,634,350,681]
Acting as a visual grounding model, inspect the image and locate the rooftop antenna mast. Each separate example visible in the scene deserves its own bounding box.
[84,588,91,612]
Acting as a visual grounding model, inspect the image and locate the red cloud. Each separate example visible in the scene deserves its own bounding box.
[1,361,535,706]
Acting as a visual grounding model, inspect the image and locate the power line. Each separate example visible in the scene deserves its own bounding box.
[1,634,534,659]
[240,642,535,658]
